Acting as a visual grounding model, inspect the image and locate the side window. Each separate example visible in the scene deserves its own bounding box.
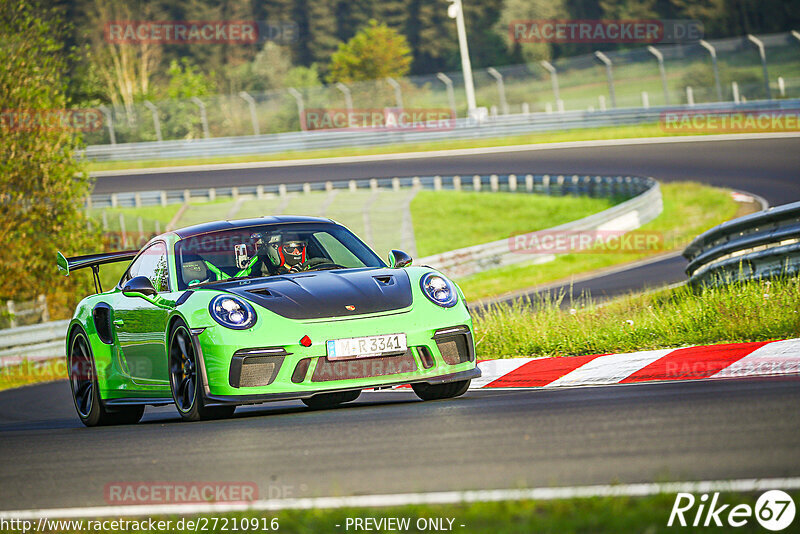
[122,242,171,293]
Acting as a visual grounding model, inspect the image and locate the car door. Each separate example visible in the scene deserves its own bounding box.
[114,241,171,385]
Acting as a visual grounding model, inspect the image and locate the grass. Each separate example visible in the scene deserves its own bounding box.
[411,192,617,257]
[0,359,66,392]
[86,123,708,173]
[458,182,740,302]
[473,276,800,360]
[5,491,791,533]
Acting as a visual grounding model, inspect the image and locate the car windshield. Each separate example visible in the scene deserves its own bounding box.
[174,223,385,291]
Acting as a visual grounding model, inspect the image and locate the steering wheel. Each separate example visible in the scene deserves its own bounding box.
[291,258,346,272]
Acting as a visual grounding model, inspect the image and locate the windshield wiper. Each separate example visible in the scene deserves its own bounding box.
[188,274,265,288]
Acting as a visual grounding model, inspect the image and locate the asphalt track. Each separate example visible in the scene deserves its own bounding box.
[1,377,798,511]
[92,137,800,206]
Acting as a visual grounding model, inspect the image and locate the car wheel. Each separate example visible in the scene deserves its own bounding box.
[412,379,471,401]
[302,389,361,409]
[69,328,144,427]
[168,319,235,422]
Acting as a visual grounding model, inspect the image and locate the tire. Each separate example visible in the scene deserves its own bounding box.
[302,389,361,409]
[68,328,144,427]
[412,379,471,401]
[168,319,235,422]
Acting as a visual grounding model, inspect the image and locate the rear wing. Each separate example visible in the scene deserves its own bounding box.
[57,250,138,293]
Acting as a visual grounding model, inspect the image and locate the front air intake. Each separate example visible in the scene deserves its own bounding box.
[433,326,475,365]
[229,349,287,388]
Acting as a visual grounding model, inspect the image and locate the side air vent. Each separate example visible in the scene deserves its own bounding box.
[92,304,113,345]
[248,288,272,297]
[373,275,394,286]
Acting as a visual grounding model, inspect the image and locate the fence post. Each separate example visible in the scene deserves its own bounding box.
[747,34,772,100]
[540,61,561,110]
[699,39,723,102]
[238,91,260,135]
[143,100,162,142]
[99,106,116,144]
[646,46,669,105]
[732,81,740,104]
[594,51,616,108]
[686,86,695,106]
[160,191,168,207]
[641,91,650,109]
[473,175,481,191]
[38,294,49,322]
[119,213,127,247]
[303,183,311,194]
[386,77,403,109]
[134,192,142,208]
[335,82,353,115]
[288,88,305,129]
[434,176,442,191]
[190,97,210,139]
[453,175,461,191]
[486,67,509,115]
[6,300,16,328]
[509,174,517,192]
[436,73,457,120]
[490,174,499,192]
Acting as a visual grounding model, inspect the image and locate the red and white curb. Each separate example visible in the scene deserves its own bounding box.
[470,339,800,389]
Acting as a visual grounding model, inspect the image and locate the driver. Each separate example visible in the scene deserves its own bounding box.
[276,237,307,273]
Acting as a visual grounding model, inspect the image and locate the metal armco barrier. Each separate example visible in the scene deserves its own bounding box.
[0,320,70,366]
[81,99,800,162]
[684,200,800,285]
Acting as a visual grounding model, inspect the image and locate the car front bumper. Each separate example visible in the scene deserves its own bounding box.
[193,304,479,402]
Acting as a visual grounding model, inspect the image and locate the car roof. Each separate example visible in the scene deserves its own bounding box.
[173,216,336,239]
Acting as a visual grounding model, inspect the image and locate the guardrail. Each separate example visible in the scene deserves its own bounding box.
[683,200,799,285]
[82,99,800,162]
[0,320,70,367]
[418,176,661,278]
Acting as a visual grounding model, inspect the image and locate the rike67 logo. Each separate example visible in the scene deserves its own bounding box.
[668,491,796,531]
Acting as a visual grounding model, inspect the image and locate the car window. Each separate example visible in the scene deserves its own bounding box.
[174,223,384,291]
[121,242,171,293]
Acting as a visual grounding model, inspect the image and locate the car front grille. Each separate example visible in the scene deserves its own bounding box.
[311,349,417,382]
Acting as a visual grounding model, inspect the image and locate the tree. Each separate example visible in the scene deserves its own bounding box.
[498,0,567,64]
[327,20,412,83]
[0,0,94,315]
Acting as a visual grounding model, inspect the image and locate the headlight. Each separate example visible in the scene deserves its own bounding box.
[209,295,257,330]
[420,272,459,308]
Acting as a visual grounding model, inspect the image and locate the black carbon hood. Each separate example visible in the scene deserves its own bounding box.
[224,268,413,320]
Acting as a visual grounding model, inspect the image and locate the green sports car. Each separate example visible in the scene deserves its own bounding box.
[58,217,479,426]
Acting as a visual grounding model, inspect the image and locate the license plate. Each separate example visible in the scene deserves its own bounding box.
[326,334,407,361]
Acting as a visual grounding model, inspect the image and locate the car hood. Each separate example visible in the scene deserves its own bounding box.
[224,268,413,320]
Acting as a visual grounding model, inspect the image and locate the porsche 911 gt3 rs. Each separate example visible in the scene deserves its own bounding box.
[58,216,479,425]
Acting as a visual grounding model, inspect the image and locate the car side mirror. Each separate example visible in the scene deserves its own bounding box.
[122,276,157,298]
[388,250,412,268]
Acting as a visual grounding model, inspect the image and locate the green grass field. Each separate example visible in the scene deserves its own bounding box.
[473,276,800,360]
